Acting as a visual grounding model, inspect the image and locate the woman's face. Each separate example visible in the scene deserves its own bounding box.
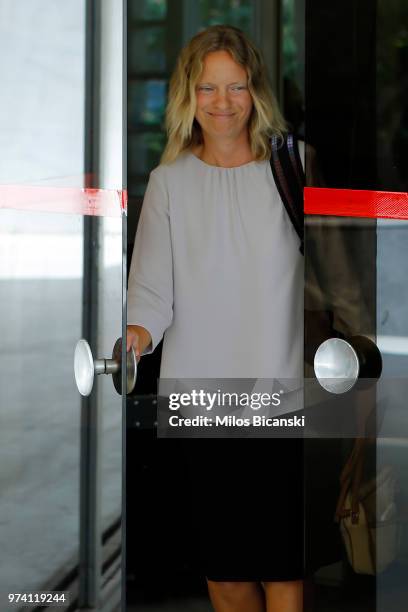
[194,50,253,142]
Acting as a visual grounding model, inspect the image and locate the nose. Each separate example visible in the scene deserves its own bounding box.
[214,88,231,109]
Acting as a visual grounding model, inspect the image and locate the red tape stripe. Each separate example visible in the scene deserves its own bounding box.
[0,184,127,217]
[304,187,408,220]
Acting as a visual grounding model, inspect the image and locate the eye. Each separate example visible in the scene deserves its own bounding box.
[230,85,247,92]
[197,86,214,92]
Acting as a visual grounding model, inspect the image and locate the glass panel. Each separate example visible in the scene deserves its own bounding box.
[196,0,254,32]
[282,0,301,82]
[377,220,408,370]
[377,0,408,191]
[128,80,167,128]
[376,219,408,610]
[128,132,166,177]
[305,213,408,609]
[304,1,408,608]
[129,183,149,199]
[282,0,305,137]
[304,214,377,605]
[128,0,167,22]
[99,216,123,532]
[128,27,167,74]
[0,1,125,607]
[305,1,377,191]
[0,209,83,598]
[0,2,88,605]
[0,1,85,186]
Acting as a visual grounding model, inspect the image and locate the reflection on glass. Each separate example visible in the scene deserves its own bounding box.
[282,0,298,81]
[128,27,166,74]
[128,0,167,22]
[131,182,150,198]
[377,438,408,609]
[0,3,85,185]
[128,132,166,176]
[282,0,305,136]
[304,214,377,603]
[305,212,408,609]
[128,80,167,128]
[0,0,95,604]
[377,220,408,370]
[197,0,253,32]
[99,217,123,531]
[377,0,408,191]
[376,6,408,601]
[0,209,83,596]
[376,219,408,610]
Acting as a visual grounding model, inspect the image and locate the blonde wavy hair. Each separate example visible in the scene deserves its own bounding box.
[160,25,287,164]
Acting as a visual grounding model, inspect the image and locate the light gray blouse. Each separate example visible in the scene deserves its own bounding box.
[127,150,304,382]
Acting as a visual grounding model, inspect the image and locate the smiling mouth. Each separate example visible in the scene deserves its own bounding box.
[209,113,234,117]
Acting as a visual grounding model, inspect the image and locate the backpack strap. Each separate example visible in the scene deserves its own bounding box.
[270,133,305,255]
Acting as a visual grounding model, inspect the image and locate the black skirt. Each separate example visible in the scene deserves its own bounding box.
[179,433,343,582]
[182,437,305,581]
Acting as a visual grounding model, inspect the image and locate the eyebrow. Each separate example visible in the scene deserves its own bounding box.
[197,81,247,86]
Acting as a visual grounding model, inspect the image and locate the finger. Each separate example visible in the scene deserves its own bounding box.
[128,334,140,359]
[126,333,135,353]
[133,335,140,355]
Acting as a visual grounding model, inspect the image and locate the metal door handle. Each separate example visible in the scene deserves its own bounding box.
[314,335,382,394]
[74,338,137,396]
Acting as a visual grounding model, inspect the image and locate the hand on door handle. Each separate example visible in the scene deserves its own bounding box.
[126,325,152,359]
[74,338,137,396]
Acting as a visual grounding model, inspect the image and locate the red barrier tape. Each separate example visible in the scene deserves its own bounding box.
[304,187,408,220]
[0,184,127,217]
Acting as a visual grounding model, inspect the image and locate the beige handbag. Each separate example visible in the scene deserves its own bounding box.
[334,439,399,575]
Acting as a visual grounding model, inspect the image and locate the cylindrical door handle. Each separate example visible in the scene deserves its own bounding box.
[314,335,382,394]
[74,338,137,396]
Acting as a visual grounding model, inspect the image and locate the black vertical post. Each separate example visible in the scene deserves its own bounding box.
[80,0,102,607]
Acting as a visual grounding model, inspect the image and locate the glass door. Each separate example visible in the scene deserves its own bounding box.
[0,1,126,610]
[304,1,408,609]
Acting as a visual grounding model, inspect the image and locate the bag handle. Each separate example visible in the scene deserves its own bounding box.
[334,438,367,524]
[334,389,377,524]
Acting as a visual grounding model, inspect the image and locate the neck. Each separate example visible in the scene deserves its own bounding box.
[196,132,254,168]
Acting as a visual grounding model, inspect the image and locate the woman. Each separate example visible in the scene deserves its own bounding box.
[127,25,305,612]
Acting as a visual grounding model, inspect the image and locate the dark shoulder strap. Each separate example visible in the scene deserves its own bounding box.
[270,133,305,255]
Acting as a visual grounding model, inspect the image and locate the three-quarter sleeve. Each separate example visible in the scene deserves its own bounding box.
[127,169,173,354]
